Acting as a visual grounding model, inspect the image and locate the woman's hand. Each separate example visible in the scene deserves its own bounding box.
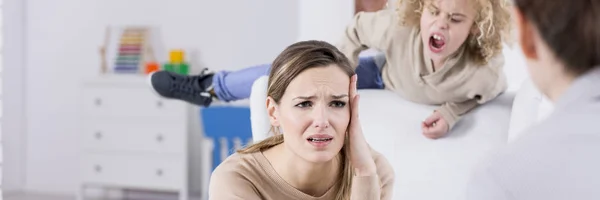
[348,74,377,176]
[421,111,449,139]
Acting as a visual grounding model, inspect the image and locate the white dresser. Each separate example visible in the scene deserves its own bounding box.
[78,75,191,200]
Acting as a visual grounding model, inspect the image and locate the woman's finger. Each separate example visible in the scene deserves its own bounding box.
[352,94,360,119]
[350,74,358,98]
[349,74,359,120]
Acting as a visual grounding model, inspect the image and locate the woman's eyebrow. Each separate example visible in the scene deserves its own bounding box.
[293,94,348,100]
[332,94,349,99]
[293,96,315,100]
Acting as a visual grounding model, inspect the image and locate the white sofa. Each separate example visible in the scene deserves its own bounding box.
[248,74,553,200]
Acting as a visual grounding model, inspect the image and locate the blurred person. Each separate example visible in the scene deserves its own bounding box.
[466,0,600,199]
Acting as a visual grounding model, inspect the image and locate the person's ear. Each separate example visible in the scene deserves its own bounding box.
[266,96,280,127]
[514,7,538,60]
[470,23,480,36]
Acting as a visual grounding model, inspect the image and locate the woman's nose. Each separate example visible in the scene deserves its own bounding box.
[312,105,330,129]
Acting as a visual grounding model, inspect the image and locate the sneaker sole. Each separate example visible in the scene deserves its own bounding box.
[146,71,162,96]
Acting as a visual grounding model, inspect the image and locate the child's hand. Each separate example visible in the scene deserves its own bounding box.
[421,111,449,139]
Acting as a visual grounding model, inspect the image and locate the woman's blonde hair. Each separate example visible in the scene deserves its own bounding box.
[396,0,513,64]
[237,40,356,200]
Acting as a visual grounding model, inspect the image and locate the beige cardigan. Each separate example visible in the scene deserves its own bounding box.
[208,149,395,200]
[336,9,507,129]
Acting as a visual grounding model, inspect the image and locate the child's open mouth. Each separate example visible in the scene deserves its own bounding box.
[429,33,446,53]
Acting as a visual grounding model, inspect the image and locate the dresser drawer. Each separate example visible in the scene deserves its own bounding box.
[81,153,184,191]
[82,121,186,154]
[82,87,186,119]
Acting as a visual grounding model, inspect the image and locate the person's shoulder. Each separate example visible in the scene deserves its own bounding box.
[458,51,508,100]
[472,116,574,178]
[470,110,600,198]
[471,52,506,82]
[369,148,395,185]
[356,8,397,21]
[357,9,416,36]
[210,152,264,186]
[209,152,266,198]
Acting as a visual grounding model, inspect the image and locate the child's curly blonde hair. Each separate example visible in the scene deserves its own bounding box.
[396,0,513,65]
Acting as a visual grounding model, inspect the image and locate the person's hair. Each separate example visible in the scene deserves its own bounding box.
[396,0,513,65]
[237,40,355,200]
[515,0,600,76]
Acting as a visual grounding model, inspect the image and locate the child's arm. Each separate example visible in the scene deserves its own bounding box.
[437,59,508,130]
[437,99,480,130]
[336,9,398,69]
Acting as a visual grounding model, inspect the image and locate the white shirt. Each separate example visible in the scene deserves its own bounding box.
[466,67,600,200]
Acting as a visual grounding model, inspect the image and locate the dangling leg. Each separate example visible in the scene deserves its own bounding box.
[149,64,271,107]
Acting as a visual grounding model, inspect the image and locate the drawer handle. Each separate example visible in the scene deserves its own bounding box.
[94,98,102,106]
[156,101,163,108]
[94,165,102,173]
[156,169,163,176]
[156,134,164,142]
[95,131,102,140]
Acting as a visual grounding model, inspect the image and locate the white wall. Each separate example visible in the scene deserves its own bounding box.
[297,0,354,44]
[24,0,298,195]
[2,0,27,194]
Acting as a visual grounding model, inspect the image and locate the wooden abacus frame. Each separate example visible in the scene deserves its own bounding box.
[99,26,156,74]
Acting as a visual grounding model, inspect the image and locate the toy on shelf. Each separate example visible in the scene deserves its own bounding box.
[145,61,160,74]
[114,29,147,73]
[99,26,164,75]
[163,49,190,75]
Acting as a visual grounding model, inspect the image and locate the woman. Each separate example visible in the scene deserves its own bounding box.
[208,40,395,200]
[466,0,600,199]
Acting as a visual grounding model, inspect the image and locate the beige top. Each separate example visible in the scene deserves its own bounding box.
[336,9,507,129]
[208,148,395,200]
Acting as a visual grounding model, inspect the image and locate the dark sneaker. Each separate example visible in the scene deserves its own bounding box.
[148,69,215,107]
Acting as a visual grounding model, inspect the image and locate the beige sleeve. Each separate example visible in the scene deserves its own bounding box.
[351,150,395,200]
[208,166,262,200]
[336,9,397,69]
[437,99,479,130]
[437,56,508,130]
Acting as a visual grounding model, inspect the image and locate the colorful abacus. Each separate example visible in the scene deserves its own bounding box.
[113,28,147,73]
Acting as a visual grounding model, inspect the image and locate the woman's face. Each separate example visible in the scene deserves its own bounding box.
[268,65,351,163]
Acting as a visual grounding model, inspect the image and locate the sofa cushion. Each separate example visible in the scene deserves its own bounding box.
[355,90,514,200]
